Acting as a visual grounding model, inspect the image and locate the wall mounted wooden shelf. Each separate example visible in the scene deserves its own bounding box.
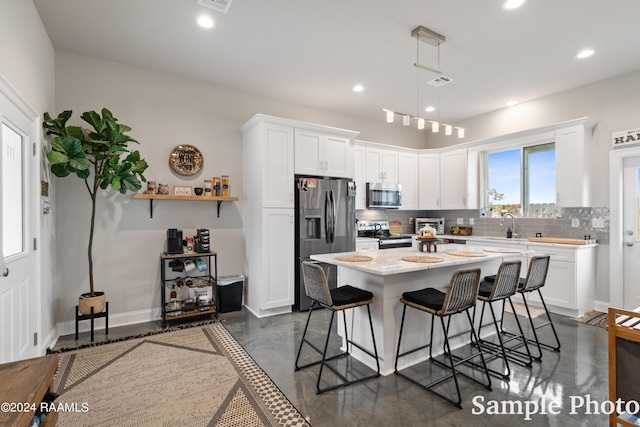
[132,193,239,218]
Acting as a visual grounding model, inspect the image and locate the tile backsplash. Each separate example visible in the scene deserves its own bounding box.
[356,207,610,244]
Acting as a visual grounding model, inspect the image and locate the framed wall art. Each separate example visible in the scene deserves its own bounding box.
[173,186,193,196]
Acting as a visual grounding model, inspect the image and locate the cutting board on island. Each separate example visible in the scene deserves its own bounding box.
[389,221,404,235]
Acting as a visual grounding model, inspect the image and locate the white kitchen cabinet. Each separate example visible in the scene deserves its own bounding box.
[440,148,468,209]
[241,114,359,317]
[242,122,294,209]
[418,152,440,209]
[555,124,592,207]
[294,129,352,178]
[356,238,379,251]
[398,150,419,210]
[365,146,398,183]
[353,144,366,209]
[261,208,295,310]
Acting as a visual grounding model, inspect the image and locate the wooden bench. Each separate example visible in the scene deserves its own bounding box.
[608,307,640,427]
[0,354,59,426]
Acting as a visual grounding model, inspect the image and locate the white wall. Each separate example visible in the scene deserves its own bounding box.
[427,69,640,305]
[53,51,424,328]
[0,0,56,350]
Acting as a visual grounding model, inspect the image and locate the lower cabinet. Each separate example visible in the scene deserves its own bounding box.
[261,208,295,310]
[472,239,596,316]
[356,238,379,251]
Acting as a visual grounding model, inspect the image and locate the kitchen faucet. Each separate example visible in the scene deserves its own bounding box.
[501,213,517,238]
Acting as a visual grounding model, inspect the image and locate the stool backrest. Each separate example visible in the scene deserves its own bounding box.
[302,261,333,306]
[490,260,522,300]
[521,255,550,291]
[440,267,481,315]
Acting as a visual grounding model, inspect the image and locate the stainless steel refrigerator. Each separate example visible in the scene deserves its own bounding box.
[294,176,356,311]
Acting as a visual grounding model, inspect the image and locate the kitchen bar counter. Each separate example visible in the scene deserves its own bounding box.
[311,244,526,375]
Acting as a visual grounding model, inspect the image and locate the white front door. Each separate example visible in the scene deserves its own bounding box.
[0,87,37,363]
[622,157,640,309]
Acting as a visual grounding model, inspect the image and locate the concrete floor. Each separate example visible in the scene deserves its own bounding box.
[54,308,611,426]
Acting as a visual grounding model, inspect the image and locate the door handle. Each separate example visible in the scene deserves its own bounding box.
[325,191,330,244]
[1,267,8,277]
[626,241,634,247]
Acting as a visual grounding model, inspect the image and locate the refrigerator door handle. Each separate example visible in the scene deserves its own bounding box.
[330,190,337,243]
[324,190,330,244]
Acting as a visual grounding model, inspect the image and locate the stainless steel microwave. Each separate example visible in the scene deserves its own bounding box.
[366,182,402,209]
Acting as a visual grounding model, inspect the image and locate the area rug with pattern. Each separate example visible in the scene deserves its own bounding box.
[571,309,608,329]
[53,323,310,426]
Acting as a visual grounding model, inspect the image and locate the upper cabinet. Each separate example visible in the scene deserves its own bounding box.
[555,123,592,207]
[418,152,440,209]
[440,148,468,209]
[353,144,366,210]
[365,146,398,183]
[398,150,419,210]
[294,129,353,178]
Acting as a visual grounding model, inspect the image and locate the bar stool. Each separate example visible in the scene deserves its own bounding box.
[516,255,561,358]
[474,260,533,380]
[487,255,561,360]
[295,261,380,394]
[394,267,491,409]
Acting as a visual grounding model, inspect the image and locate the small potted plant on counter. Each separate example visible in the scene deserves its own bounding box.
[486,188,504,217]
[44,108,149,314]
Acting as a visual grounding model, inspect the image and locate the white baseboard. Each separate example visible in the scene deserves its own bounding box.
[40,327,59,354]
[244,304,290,318]
[56,308,162,337]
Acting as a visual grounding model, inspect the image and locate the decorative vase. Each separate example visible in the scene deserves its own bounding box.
[78,291,106,315]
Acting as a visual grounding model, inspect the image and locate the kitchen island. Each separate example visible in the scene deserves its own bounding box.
[311,244,527,375]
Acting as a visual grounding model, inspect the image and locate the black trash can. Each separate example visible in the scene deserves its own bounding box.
[216,274,244,313]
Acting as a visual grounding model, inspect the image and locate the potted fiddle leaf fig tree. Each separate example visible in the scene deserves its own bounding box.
[44,108,149,315]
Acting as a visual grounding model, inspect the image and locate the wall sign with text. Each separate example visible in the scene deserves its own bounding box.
[612,127,640,147]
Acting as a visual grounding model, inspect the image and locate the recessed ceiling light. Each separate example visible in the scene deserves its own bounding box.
[503,0,526,10]
[197,15,214,28]
[425,106,436,112]
[576,49,595,59]
[506,100,518,107]
[352,84,364,92]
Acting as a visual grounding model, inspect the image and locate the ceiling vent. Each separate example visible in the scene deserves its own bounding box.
[197,0,234,14]
[427,75,453,87]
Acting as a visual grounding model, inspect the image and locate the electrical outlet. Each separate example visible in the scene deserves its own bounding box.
[469,218,474,225]
[592,218,605,229]
[457,218,464,225]
[571,218,580,228]
[409,218,414,225]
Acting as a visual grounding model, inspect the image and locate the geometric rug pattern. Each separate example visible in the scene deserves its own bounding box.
[571,309,608,329]
[54,323,310,426]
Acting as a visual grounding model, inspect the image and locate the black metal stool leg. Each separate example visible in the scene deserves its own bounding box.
[317,310,337,393]
[538,290,561,352]
[295,302,316,370]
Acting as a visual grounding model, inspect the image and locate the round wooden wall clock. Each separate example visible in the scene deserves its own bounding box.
[169,144,203,175]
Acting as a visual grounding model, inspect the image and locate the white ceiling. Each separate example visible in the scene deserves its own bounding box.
[33,0,640,126]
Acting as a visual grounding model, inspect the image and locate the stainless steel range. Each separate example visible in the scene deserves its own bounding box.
[357,220,413,249]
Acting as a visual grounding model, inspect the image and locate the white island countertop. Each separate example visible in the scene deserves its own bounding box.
[311,244,527,276]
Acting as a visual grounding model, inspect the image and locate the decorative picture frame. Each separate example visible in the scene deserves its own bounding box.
[173,186,193,196]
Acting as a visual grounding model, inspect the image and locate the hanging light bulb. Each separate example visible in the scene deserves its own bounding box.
[457,128,465,138]
[417,118,425,130]
[432,121,439,132]
[403,115,410,126]
[386,110,394,123]
[445,125,452,135]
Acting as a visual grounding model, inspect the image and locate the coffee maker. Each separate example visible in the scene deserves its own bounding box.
[166,228,183,254]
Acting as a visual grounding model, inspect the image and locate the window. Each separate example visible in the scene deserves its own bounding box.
[486,142,556,215]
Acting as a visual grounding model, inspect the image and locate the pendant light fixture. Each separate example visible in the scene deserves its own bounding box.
[382,25,465,138]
